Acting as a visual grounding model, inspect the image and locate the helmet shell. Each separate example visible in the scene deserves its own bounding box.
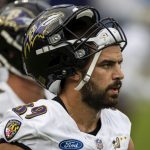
[0,0,50,75]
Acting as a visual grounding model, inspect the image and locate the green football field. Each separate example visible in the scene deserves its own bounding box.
[130,101,150,150]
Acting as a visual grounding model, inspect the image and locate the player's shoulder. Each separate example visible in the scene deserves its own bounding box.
[11,97,64,121]
[12,98,53,118]
[0,98,59,141]
[101,108,131,128]
[1,96,66,127]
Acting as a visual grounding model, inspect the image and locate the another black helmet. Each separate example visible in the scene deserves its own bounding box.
[0,0,50,76]
[23,4,127,90]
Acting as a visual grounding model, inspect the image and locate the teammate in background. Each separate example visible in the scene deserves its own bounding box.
[48,0,90,6]
[0,5,134,150]
[0,0,54,121]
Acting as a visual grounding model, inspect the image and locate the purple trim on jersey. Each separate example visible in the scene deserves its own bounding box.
[0,138,31,150]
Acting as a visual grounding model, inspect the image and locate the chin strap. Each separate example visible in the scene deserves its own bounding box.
[75,50,102,91]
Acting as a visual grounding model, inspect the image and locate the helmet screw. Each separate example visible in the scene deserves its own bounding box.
[62,70,67,75]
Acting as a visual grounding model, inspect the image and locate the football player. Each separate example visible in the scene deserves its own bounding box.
[0,4,134,150]
[0,0,54,121]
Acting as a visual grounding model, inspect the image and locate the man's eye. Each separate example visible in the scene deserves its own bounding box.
[102,63,112,69]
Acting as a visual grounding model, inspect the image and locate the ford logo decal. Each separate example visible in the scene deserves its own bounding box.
[59,139,84,150]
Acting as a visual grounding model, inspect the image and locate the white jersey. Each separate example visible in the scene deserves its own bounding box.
[0,97,131,150]
[0,82,24,121]
[0,79,55,121]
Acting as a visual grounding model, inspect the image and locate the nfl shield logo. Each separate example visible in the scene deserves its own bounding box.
[95,139,103,150]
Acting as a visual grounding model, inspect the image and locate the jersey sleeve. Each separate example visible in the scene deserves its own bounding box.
[0,108,38,149]
[0,99,54,150]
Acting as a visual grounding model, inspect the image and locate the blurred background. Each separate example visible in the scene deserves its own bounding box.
[1,0,150,149]
[90,1,150,149]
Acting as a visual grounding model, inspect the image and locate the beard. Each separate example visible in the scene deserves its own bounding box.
[80,80,122,111]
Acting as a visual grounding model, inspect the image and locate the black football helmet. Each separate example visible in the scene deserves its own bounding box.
[0,0,50,76]
[23,4,127,90]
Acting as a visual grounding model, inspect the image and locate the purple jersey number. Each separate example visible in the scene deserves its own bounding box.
[12,103,47,119]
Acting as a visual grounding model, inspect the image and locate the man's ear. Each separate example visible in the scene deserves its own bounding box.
[69,71,82,82]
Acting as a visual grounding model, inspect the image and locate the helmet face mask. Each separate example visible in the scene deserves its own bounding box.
[23,5,127,90]
[0,0,50,76]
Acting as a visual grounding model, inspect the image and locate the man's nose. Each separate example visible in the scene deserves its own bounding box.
[112,64,124,80]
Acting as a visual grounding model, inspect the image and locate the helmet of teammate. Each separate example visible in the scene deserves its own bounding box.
[0,0,50,76]
[23,4,127,90]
